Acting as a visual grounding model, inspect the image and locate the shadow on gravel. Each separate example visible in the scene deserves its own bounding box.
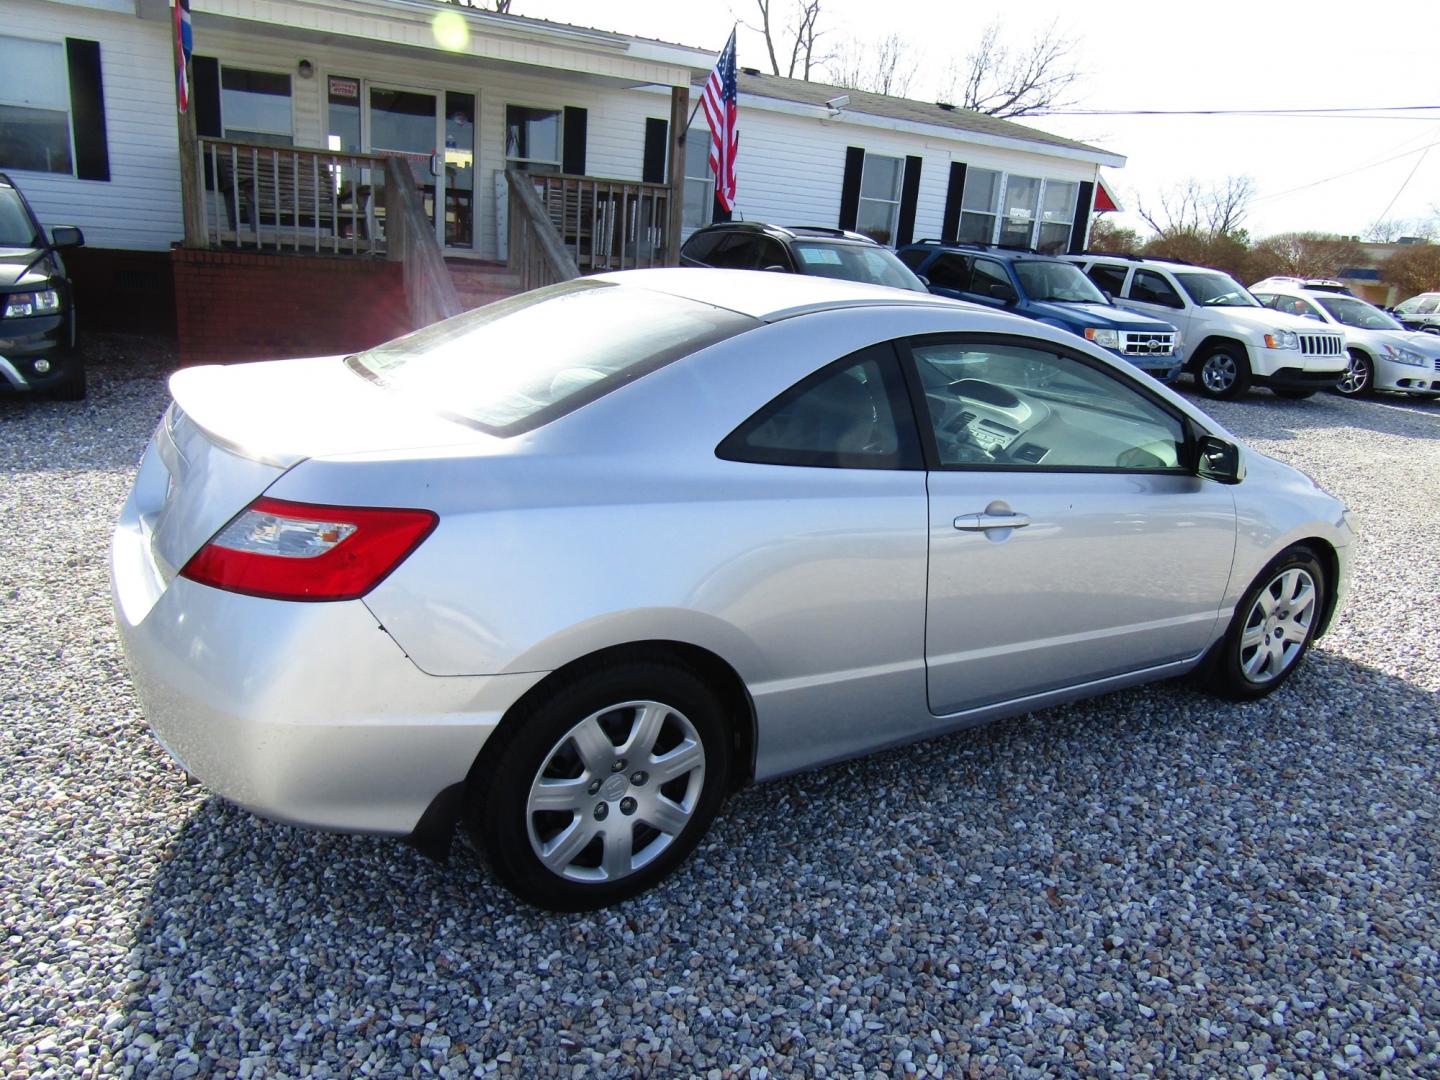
[116,648,1440,1075]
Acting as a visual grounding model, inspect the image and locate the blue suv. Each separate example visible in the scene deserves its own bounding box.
[897,241,1182,382]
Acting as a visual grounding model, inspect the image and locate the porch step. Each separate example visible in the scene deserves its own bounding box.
[446,258,522,311]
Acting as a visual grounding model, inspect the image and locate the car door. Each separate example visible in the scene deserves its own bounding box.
[902,335,1237,715]
[1122,268,1192,339]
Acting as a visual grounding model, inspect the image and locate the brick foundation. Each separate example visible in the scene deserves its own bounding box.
[172,247,413,365]
[66,247,177,336]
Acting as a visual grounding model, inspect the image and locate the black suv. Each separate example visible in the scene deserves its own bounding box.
[679,222,927,293]
[1,173,85,400]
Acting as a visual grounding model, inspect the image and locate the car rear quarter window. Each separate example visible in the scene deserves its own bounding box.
[349,280,758,436]
[1130,270,1184,308]
[680,230,725,263]
[926,253,972,291]
[718,345,922,470]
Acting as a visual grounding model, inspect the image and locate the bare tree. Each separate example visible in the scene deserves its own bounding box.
[1137,176,1256,241]
[939,19,1081,118]
[745,0,828,79]
[1367,216,1439,243]
[826,33,915,97]
[1383,242,1440,297]
[1251,232,1366,279]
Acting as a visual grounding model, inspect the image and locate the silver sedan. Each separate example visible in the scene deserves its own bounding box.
[112,270,1354,909]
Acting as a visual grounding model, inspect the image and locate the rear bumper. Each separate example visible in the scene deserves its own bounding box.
[112,506,546,835]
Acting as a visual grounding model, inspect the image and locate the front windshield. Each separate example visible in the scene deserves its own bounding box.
[1175,272,1260,308]
[791,242,928,292]
[0,188,40,248]
[349,280,756,435]
[1014,260,1107,303]
[1316,295,1403,331]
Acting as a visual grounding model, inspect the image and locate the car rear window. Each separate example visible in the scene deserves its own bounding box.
[791,242,927,292]
[348,280,757,435]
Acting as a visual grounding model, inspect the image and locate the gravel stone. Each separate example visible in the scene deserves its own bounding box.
[2,349,1439,1078]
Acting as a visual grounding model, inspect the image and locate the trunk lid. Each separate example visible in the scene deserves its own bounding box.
[136,355,488,582]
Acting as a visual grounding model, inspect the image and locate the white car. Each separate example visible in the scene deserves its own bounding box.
[1067,256,1347,400]
[1251,284,1440,398]
[1392,292,1440,334]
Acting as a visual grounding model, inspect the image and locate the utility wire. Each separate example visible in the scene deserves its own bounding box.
[1367,139,1436,232]
[1036,103,1440,117]
[1252,136,1440,203]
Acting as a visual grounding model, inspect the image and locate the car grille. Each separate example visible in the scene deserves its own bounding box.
[1298,332,1344,357]
[1434,357,1440,373]
[1120,331,1177,356]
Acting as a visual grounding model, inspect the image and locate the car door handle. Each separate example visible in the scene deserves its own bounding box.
[953,512,1032,531]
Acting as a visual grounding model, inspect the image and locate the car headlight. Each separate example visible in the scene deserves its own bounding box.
[1263,329,1299,350]
[1084,328,1119,348]
[1170,331,1182,355]
[3,289,61,318]
[1381,343,1427,367]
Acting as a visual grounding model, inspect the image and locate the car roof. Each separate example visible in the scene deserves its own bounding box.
[690,222,878,245]
[589,267,962,321]
[903,241,1067,263]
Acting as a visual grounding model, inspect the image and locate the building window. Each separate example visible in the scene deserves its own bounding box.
[958,167,999,244]
[856,153,903,245]
[0,36,73,175]
[221,66,293,146]
[682,120,715,229]
[506,105,562,172]
[999,174,1041,249]
[1037,180,1078,254]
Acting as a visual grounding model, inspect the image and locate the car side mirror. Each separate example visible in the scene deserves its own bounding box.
[917,275,930,287]
[49,225,84,249]
[1194,434,1244,485]
[1101,290,1114,303]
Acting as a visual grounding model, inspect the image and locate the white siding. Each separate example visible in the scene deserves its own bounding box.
[3,1,1103,257]
[5,0,180,251]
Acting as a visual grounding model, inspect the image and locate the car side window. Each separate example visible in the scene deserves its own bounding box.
[1417,297,1439,314]
[904,338,1186,471]
[897,248,929,271]
[926,253,972,291]
[971,259,1016,301]
[1130,270,1184,308]
[681,231,724,263]
[717,345,922,470]
[1252,292,1280,309]
[753,236,791,271]
[1086,263,1128,296]
[705,234,760,270]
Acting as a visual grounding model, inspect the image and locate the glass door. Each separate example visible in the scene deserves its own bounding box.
[364,85,475,251]
[369,85,442,245]
[443,92,475,250]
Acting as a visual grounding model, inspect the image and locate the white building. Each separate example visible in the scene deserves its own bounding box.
[2,0,1125,349]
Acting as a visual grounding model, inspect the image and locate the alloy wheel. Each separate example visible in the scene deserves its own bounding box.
[525,700,706,883]
[1238,567,1318,685]
[1337,352,1370,395]
[1201,354,1237,394]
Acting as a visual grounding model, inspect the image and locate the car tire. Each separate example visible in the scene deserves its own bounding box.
[1201,545,1326,702]
[1195,345,1251,400]
[1272,389,1316,400]
[48,361,87,401]
[1334,349,1374,398]
[469,660,731,910]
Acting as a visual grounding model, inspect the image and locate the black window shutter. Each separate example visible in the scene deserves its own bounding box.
[941,162,968,244]
[839,146,865,230]
[64,39,109,182]
[1069,181,1095,254]
[642,118,668,184]
[896,155,923,246]
[711,192,731,224]
[193,55,222,138]
[562,106,587,175]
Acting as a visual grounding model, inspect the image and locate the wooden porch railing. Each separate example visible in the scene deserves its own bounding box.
[512,169,679,278]
[505,165,580,291]
[382,156,461,327]
[197,137,389,255]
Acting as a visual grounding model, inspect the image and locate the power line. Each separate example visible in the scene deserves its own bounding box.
[1037,104,1440,119]
[1367,140,1435,232]
[1252,136,1440,204]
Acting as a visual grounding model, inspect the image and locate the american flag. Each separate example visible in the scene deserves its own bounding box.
[174,0,193,113]
[701,29,738,212]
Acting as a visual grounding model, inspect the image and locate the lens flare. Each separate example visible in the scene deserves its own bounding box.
[432,10,469,51]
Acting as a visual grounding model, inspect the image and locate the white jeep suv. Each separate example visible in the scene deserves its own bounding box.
[1067,255,1347,400]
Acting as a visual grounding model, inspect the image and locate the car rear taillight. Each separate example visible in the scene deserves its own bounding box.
[180,497,438,601]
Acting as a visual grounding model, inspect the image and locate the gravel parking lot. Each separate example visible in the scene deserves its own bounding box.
[3,342,1438,1079]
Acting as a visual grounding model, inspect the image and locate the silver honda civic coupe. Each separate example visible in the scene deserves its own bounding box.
[112,269,1354,910]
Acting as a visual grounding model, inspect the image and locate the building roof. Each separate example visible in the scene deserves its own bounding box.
[733,70,1113,159]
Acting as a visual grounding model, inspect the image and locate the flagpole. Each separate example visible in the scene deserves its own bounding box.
[679,24,736,144]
